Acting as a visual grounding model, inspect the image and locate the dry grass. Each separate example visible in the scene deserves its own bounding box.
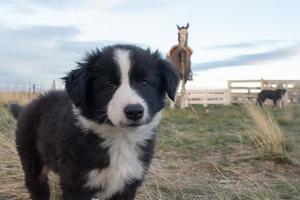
[136,154,207,200]
[0,108,30,200]
[0,108,60,200]
[242,101,286,159]
[0,92,39,106]
[0,91,39,198]
[277,106,294,125]
[0,93,299,200]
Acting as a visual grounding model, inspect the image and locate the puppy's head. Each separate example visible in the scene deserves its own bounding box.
[64,45,179,128]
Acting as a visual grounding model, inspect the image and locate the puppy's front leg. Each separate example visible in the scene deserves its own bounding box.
[61,186,94,200]
[104,184,139,200]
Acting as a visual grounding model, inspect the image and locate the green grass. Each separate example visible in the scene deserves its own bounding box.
[158,105,248,155]
[143,104,300,199]
[1,103,300,199]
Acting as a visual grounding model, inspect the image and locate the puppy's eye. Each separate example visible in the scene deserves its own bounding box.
[105,81,117,90]
[140,80,149,87]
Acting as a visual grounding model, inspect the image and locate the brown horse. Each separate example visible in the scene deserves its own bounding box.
[167,23,193,83]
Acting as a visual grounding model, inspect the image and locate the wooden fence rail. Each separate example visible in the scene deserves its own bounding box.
[186,89,229,106]
[174,79,300,106]
[0,80,58,93]
[228,79,300,104]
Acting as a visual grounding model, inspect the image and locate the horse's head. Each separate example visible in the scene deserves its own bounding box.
[177,23,189,48]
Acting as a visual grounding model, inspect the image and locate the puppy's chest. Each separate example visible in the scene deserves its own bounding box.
[85,135,146,197]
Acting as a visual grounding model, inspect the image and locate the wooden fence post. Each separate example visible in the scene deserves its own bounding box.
[32,84,36,94]
[51,80,56,90]
[227,80,231,105]
[260,78,264,90]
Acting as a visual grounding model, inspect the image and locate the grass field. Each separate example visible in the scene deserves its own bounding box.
[0,93,300,199]
[137,104,300,200]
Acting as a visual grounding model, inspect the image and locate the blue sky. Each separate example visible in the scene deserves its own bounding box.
[0,0,299,89]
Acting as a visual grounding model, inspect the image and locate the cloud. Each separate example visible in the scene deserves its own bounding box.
[2,0,130,10]
[0,25,119,84]
[0,25,79,41]
[1,24,299,86]
[193,45,300,71]
[1,0,81,9]
[27,0,81,6]
[0,25,81,65]
[209,40,278,49]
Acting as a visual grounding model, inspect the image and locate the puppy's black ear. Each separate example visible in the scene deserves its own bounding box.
[62,67,87,107]
[160,60,180,101]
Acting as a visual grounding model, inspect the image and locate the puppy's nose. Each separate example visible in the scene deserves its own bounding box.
[124,104,144,121]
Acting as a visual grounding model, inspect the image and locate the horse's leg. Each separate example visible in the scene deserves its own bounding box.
[180,51,189,108]
[180,80,186,109]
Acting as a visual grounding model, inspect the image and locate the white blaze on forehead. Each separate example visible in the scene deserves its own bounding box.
[115,49,131,82]
[107,49,149,126]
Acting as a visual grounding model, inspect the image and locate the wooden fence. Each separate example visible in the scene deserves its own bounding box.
[228,79,300,104]
[184,89,229,106]
[176,79,300,106]
[0,80,58,93]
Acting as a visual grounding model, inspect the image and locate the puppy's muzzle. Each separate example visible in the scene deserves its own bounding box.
[124,104,144,123]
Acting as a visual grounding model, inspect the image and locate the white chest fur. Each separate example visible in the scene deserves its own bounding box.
[73,107,162,199]
[85,132,149,199]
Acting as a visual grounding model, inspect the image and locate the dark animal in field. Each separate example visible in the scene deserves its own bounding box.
[257,89,287,108]
[10,44,179,200]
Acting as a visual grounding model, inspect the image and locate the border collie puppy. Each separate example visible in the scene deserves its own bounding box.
[11,45,179,200]
[257,89,287,107]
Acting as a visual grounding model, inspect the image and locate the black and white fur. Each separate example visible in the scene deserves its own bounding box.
[257,89,287,108]
[11,45,179,200]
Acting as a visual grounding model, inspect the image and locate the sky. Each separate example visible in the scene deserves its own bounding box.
[0,0,299,90]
